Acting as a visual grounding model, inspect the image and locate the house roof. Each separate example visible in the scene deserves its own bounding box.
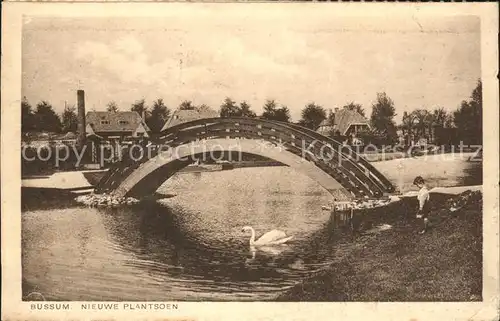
[318,118,331,127]
[317,109,370,135]
[161,109,219,131]
[86,111,151,133]
[334,109,370,135]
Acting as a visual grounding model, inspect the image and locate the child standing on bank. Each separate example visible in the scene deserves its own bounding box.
[413,176,430,234]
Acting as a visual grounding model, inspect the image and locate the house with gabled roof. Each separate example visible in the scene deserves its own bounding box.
[160,108,219,131]
[85,111,151,140]
[317,108,370,145]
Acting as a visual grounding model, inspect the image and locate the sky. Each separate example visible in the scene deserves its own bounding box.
[21,9,481,123]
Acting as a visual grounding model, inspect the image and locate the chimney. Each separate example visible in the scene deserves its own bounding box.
[76,89,86,149]
[141,110,146,120]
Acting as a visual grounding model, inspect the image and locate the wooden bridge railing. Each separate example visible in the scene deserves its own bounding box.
[95,118,395,198]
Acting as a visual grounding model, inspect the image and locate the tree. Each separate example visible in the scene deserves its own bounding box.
[323,109,337,137]
[432,107,448,128]
[299,102,327,129]
[356,128,385,147]
[453,81,482,145]
[33,101,62,132]
[275,106,291,123]
[428,107,448,144]
[454,102,473,144]
[261,99,291,122]
[61,105,78,133]
[444,114,454,128]
[179,100,195,110]
[106,101,119,113]
[410,109,432,140]
[239,101,257,118]
[326,109,335,125]
[400,111,415,146]
[452,79,482,145]
[370,92,397,144]
[219,98,257,118]
[343,102,365,117]
[219,97,239,117]
[196,104,212,113]
[147,98,171,133]
[21,97,35,133]
[471,79,482,107]
[262,99,278,119]
[131,99,149,118]
[468,79,482,144]
[401,111,411,130]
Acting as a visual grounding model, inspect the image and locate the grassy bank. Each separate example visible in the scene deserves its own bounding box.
[22,187,79,211]
[278,193,482,301]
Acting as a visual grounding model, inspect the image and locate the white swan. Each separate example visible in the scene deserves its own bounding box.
[241,226,293,246]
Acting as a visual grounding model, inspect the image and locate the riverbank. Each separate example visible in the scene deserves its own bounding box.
[21,187,177,211]
[22,187,80,211]
[278,192,482,301]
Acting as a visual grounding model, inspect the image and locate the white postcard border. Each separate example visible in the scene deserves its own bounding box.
[2,2,499,321]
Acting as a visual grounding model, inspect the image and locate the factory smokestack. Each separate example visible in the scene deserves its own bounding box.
[76,89,86,150]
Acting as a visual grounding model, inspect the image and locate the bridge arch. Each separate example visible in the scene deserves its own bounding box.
[95,117,395,199]
[113,139,350,199]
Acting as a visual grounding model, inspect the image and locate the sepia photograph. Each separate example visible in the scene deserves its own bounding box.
[2,2,499,321]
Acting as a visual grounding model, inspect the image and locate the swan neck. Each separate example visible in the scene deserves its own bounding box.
[249,227,256,245]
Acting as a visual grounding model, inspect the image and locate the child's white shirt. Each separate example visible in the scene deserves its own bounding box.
[417,186,430,210]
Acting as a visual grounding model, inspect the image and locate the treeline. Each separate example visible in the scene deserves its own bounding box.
[21,79,482,146]
[21,97,172,135]
[20,97,293,134]
[397,80,482,146]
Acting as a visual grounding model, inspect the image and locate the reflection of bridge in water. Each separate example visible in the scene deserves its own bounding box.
[95,118,395,200]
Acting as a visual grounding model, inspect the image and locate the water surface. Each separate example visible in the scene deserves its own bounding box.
[22,159,482,301]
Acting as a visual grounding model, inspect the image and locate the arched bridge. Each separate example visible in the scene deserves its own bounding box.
[95,117,395,200]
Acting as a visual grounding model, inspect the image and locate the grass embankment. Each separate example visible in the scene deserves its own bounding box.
[21,187,79,211]
[278,193,482,301]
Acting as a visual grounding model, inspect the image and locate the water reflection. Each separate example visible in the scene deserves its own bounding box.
[98,200,337,297]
